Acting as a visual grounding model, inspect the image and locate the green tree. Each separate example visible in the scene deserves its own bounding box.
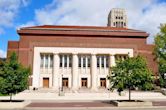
[107,56,154,101]
[0,52,30,101]
[154,24,166,87]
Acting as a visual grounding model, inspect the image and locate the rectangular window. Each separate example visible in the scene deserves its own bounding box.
[78,56,81,67]
[60,55,62,67]
[45,55,48,68]
[50,55,53,68]
[97,56,100,67]
[69,55,72,67]
[106,56,109,67]
[83,57,86,67]
[64,55,67,67]
[88,57,91,67]
[40,54,44,68]
[101,56,104,67]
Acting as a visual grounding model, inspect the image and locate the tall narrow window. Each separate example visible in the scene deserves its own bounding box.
[106,56,109,67]
[64,55,67,67]
[50,55,53,68]
[83,57,86,67]
[88,57,91,67]
[45,55,48,68]
[101,56,104,67]
[78,56,81,67]
[40,54,44,68]
[97,56,100,67]
[69,55,72,67]
[60,55,62,67]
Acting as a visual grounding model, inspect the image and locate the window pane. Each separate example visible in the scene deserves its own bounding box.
[50,55,53,68]
[101,56,104,67]
[64,55,67,67]
[40,54,44,68]
[106,56,109,67]
[45,55,48,68]
[88,57,91,67]
[83,57,86,67]
[60,55,62,67]
[69,55,72,67]
[97,56,100,67]
[78,56,81,67]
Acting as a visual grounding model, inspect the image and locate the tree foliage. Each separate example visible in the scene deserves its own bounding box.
[154,24,166,87]
[107,56,154,100]
[0,52,30,101]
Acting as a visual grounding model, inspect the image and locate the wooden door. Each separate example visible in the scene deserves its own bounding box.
[43,78,49,88]
[62,78,68,87]
[81,78,87,87]
[100,78,106,88]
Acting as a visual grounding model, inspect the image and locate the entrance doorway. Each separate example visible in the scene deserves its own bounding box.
[81,78,87,87]
[62,78,68,87]
[43,78,49,88]
[100,78,106,88]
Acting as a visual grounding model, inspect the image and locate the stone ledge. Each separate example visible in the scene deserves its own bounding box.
[0,100,31,109]
[110,100,152,107]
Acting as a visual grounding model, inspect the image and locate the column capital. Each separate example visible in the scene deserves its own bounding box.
[91,53,96,56]
[53,52,59,55]
[109,54,115,56]
[72,52,78,55]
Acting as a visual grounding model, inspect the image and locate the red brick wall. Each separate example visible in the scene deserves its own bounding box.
[7,32,158,76]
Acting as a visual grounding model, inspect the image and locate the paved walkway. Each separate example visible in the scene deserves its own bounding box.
[1,90,166,101]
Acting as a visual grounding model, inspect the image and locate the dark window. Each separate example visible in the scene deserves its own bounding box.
[97,56,100,67]
[83,57,86,67]
[50,55,53,67]
[88,57,91,67]
[45,55,48,68]
[101,56,104,67]
[78,56,81,67]
[40,54,44,68]
[60,55,63,67]
[64,55,67,67]
[106,56,109,67]
[69,55,72,67]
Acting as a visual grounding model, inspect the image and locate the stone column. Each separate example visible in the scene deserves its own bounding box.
[72,53,78,90]
[110,54,115,67]
[53,53,59,90]
[91,54,97,91]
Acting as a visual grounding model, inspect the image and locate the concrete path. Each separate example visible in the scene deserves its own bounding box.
[0,90,166,101]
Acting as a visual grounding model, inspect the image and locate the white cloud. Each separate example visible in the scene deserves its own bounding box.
[0,0,30,34]
[17,21,36,29]
[0,49,6,58]
[25,0,166,44]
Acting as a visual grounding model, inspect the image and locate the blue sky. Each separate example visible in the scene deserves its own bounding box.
[0,0,166,58]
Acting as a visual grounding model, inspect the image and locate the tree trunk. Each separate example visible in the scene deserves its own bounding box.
[129,87,131,101]
[10,93,12,102]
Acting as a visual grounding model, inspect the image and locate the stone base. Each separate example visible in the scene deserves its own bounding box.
[59,91,65,96]
[0,100,31,109]
[110,100,152,107]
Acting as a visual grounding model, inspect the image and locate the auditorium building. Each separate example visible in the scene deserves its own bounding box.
[7,9,157,92]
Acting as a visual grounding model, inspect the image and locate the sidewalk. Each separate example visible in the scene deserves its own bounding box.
[0,90,166,101]
[1,90,166,109]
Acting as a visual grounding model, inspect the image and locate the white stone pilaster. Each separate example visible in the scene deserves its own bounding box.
[110,54,116,67]
[91,54,97,91]
[72,53,78,90]
[53,53,59,89]
[32,52,40,88]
